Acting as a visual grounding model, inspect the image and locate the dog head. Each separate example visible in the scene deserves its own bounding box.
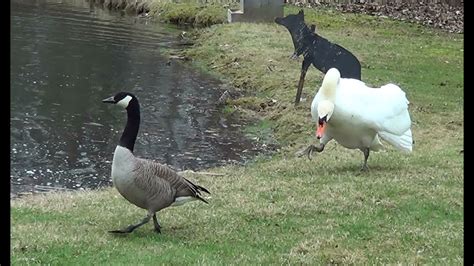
[275,9,305,30]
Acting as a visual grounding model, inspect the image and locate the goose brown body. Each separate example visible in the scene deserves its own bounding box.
[112,146,208,212]
[103,92,209,234]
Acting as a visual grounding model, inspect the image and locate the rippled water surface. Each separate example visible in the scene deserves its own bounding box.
[11,0,260,195]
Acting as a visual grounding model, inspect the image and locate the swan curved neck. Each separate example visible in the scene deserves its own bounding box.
[319,70,339,102]
[119,101,140,152]
[320,85,336,102]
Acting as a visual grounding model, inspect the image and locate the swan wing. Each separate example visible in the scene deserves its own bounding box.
[335,79,411,135]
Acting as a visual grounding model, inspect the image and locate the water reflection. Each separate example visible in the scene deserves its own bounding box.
[11,0,262,195]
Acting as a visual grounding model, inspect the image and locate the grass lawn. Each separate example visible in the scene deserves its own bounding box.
[11,5,463,265]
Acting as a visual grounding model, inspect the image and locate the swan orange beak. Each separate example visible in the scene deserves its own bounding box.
[316,122,326,139]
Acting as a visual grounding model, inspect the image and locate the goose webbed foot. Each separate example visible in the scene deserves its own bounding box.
[153,213,161,234]
[109,213,152,234]
[108,225,137,234]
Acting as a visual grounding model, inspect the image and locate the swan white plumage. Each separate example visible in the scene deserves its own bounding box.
[304,68,413,170]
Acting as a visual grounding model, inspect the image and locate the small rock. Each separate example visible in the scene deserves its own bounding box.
[217,90,231,105]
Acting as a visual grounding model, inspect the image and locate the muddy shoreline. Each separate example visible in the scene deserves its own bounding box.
[10,1,279,199]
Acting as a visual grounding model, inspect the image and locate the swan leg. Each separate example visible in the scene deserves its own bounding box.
[296,143,325,160]
[309,144,325,160]
[153,213,161,234]
[361,148,370,171]
[109,212,152,234]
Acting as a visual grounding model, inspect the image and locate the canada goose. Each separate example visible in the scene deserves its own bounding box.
[102,92,210,234]
[302,68,412,171]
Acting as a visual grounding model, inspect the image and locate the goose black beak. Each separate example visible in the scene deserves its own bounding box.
[102,96,115,104]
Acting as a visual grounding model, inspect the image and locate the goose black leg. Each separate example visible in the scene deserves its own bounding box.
[109,212,152,234]
[361,148,370,171]
[152,213,161,234]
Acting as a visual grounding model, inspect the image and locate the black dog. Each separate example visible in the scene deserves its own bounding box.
[275,10,361,105]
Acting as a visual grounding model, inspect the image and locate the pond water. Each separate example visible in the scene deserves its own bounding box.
[11,0,261,196]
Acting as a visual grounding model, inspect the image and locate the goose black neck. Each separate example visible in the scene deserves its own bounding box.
[119,100,140,152]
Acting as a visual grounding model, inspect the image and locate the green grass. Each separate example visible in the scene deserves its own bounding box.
[148,0,236,26]
[11,5,463,264]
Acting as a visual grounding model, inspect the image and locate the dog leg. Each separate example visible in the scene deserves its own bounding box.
[295,57,312,105]
[290,52,299,60]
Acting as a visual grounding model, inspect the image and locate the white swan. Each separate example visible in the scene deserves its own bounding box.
[303,68,413,170]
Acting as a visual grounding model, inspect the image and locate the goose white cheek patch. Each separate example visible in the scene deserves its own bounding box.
[117,95,132,108]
